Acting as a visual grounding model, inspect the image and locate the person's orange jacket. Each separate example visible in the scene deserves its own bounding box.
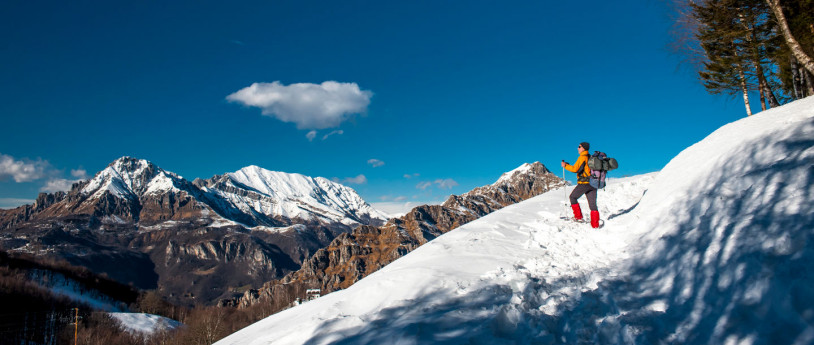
[564,151,591,184]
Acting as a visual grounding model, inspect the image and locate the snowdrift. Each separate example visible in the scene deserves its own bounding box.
[216,97,814,345]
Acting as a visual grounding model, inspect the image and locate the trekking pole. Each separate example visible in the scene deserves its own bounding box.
[562,165,566,202]
[562,164,569,219]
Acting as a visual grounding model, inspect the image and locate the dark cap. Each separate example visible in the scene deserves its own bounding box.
[579,142,590,151]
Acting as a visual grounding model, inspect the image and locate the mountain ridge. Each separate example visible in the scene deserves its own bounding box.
[0,158,562,307]
[0,156,389,305]
[1,156,387,229]
[224,161,566,311]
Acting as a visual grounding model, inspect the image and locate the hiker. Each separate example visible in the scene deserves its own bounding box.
[561,142,600,228]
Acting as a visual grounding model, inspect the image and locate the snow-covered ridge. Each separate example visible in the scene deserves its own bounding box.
[495,162,533,184]
[216,97,814,344]
[73,157,388,228]
[223,165,388,225]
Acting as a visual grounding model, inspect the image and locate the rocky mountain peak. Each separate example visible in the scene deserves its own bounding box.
[81,157,183,199]
[494,161,550,185]
[448,162,561,209]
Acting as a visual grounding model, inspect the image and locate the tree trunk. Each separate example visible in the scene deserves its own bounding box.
[751,56,781,108]
[738,63,754,116]
[791,55,802,99]
[804,69,814,96]
[762,72,781,107]
[742,11,781,109]
[766,0,814,75]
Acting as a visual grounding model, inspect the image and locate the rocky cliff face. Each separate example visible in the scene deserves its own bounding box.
[0,157,388,306]
[225,162,565,310]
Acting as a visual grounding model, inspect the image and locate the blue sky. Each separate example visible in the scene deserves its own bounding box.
[0,0,746,213]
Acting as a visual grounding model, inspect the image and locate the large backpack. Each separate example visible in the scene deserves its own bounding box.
[586,151,618,189]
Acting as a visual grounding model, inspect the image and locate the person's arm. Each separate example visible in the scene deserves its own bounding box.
[563,155,586,173]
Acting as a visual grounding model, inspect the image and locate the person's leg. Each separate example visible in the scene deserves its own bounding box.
[569,185,590,220]
[585,187,600,228]
[585,187,598,211]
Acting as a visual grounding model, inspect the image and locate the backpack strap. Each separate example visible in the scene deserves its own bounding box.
[577,159,589,182]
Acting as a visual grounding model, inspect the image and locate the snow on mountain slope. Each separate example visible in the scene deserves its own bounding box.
[215,174,653,345]
[216,97,814,345]
[81,157,183,199]
[29,269,126,312]
[74,158,386,228]
[218,165,388,225]
[108,312,182,336]
[495,162,534,184]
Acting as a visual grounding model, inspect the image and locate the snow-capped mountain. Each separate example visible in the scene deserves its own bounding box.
[0,158,389,305]
[196,165,387,227]
[446,161,562,215]
[216,97,814,344]
[81,157,185,199]
[2,156,387,229]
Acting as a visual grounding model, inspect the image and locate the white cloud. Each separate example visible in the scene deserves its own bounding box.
[416,178,459,190]
[371,199,443,218]
[0,153,50,182]
[227,81,373,130]
[42,168,89,193]
[367,159,385,168]
[322,130,344,140]
[378,195,407,202]
[404,173,420,179]
[344,174,368,185]
[0,153,90,194]
[306,131,318,141]
[40,178,79,193]
[434,178,459,189]
[71,168,89,179]
[416,181,433,190]
[0,198,35,209]
[333,174,368,185]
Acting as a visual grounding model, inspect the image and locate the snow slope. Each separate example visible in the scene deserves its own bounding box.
[108,312,182,336]
[29,269,126,312]
[216,97,814,345]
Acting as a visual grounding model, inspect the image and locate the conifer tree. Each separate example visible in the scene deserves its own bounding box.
[692,0,756,115]
[689,0,791,115]
[766,0,814,75]
[737,0,782,108]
